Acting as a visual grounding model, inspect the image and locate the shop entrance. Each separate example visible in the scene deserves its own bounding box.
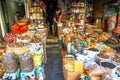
[0,0,9,33]
[0,0,25,32]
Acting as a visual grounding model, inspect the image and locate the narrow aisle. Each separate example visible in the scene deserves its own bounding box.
[45,36,64,80]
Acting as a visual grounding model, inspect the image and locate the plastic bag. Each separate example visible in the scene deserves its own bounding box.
[19,53,34,72]
[2,52,18,73]
[101,67,113,80]
[33,50,43,67]
[85,62,103,77]
[89,66,103,77]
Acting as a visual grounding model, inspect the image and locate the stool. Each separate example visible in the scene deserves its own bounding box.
[3,68,21,79]
[21,68,36,78]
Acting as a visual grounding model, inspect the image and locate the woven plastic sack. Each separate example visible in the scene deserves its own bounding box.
[19,53,34,72]
[2,52,18,73]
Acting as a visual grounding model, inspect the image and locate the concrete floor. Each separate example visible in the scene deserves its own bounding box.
[45,35,64,80]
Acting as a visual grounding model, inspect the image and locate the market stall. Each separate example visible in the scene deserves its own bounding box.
[57,0,120,80]
[0,0,47,79]
[0,0,120,80]
[60,14,120,80]
[1,24,46,79]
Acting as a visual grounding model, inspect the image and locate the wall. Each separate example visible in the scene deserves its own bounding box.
[5,0,25,26]
[0,1,6,37]
[93,0,108,19]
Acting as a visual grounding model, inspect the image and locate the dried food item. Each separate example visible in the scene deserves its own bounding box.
[4,33,16,42]
[2,52,18,73]
[97,53,110,59]
[114,27,120,34]
[18,34,30,40]
[7,43,28,56]
[114,53,120,58]
[116,66,120,76]
[100,61,116,69]
[111,56,120,63]
[89,48,99,52]
[117,67,120,72]
[88,42,97,48]
[17,34,30,43]
[88,32,100,38]
[88,48,99,59]
[102,48,115,55]
[105,38,118,45]
[19,53,34,72]
[30,35,42,43]
[95,53,110,64]
[97,32,112,42]
[8,42,28,48]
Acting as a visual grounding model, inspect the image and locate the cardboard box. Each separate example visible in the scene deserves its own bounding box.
[63,65,82,80]
[61,50,68,59]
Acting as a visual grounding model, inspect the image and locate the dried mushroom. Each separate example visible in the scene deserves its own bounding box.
[111,56,120,63]
[8,42,28,48]
[18,34,30,40]
[89,48,99,52]
[30,35,42,43]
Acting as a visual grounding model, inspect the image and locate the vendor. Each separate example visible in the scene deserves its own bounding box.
[53,8,62,38]
[43,0,58,34]
[14,11,21,23]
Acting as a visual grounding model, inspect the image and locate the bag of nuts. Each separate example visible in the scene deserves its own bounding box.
[2,52,18,73]
[19,53,34,72]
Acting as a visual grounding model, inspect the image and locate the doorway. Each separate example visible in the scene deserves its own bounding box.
[1,0,25,32]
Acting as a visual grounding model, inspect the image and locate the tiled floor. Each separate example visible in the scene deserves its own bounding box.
[45,36,64,80]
